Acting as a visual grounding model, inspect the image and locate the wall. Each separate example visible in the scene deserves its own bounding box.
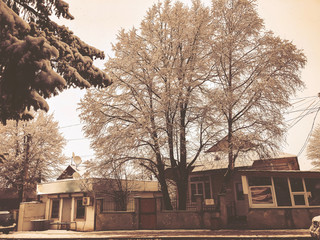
[157,211,220,229]
[95,198,137,230]
[247,208,320,229]
[96,212,137,230]
[95,196,222,230]
[18,202,46,231]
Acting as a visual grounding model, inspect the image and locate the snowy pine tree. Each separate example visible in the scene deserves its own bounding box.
[0,0,111,124]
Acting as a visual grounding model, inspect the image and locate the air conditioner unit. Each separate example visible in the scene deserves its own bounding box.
[82,197,91,206]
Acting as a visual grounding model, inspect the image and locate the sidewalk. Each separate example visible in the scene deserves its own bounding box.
[0,229,312,239]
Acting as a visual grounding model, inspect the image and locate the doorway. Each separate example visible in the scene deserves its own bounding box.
[139,198,156,229]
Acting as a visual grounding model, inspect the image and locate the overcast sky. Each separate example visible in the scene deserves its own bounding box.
[48,0,320,170]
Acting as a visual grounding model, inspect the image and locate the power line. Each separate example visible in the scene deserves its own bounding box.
[297,107,320,156]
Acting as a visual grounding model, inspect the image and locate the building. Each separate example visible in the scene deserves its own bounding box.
[18,165,161,231]
[187,152,320,229]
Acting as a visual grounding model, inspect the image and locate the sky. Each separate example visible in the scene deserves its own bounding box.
[47,0,320,170]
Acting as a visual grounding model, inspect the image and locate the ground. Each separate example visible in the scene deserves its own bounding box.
[0,229,312,239]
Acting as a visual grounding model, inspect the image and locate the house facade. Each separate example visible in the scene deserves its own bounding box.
[18,165,161,231]
[187,153,320,229]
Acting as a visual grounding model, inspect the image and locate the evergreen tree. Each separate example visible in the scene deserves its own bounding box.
[0,0,111,124]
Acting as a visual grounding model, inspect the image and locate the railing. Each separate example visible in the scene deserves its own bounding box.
[101,198,135,212]
[166,197,219,212]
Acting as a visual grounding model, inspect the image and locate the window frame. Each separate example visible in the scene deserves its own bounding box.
[288,178,308,207]
[246,176,320,208]
[189,175,212,203]
[50,199,60,219]
[75,198,86,220]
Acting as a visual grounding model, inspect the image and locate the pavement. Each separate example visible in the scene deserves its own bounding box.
[0,229,313,239]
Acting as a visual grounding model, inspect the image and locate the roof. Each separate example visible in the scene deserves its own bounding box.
[206,135,257,153]
[56,165,91,180]
[238,169,320,178]
[191,152,298,173]
[37,178,160,195]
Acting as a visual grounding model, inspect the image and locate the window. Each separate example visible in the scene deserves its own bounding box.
[51,199,60,219]
[189,175,212,202]
[76,199,85,219]
[248,177,274,207]
[305,178,320,206]
[250,186,273,205]
[274,177,291,206]
[246,176,320,208]
[289,178,307,206]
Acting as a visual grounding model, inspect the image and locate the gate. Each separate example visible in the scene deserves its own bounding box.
[139,198,156,229]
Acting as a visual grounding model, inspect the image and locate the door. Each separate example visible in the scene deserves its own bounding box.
[61,198,72,223]
[139,198,156,229]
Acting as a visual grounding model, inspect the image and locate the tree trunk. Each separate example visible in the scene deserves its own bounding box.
[158,166,173,210]
[177,167,189,210]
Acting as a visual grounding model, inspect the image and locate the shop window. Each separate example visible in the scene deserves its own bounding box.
[248,176,274,206]
[250,186,273,205]
[289,178,307,206]
[247,176,320,208]
[76,199,85,219]
[51,199,60,219]
[290,178,304,192]
[305,178,320,206]
[274,177,292,206]
[293,194,306,205]
[248,176,272,186]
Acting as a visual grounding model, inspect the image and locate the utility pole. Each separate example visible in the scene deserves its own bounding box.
[20,134,31,202]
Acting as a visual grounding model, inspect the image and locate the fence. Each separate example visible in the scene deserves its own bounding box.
[101,197,135,212]
[168,196,219,212]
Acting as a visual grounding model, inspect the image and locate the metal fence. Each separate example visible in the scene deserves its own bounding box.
[168,197,219,212]
[102,198,135,212]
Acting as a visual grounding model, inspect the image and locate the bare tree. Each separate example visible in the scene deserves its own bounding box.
[307,125,320,169]
[80,0,219,210]
[207,0,306,181]
[79,0,306,209]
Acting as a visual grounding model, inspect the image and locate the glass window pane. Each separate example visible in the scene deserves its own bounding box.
[204,182,211,199]
[290,178,304,192]
[274,177,292,206]
[197,183,203,195]
[191,184,196,202]
[248,177,272,186]
[305,178,320,206]
[76,199,85,219]
[293,195,305,205]
[51,199,59,218]
[250,186,273,204]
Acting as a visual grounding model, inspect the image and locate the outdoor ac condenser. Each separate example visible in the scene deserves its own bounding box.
[82,197,91,206]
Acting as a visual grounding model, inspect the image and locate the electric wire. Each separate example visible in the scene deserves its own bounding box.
[297,107,320,156]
